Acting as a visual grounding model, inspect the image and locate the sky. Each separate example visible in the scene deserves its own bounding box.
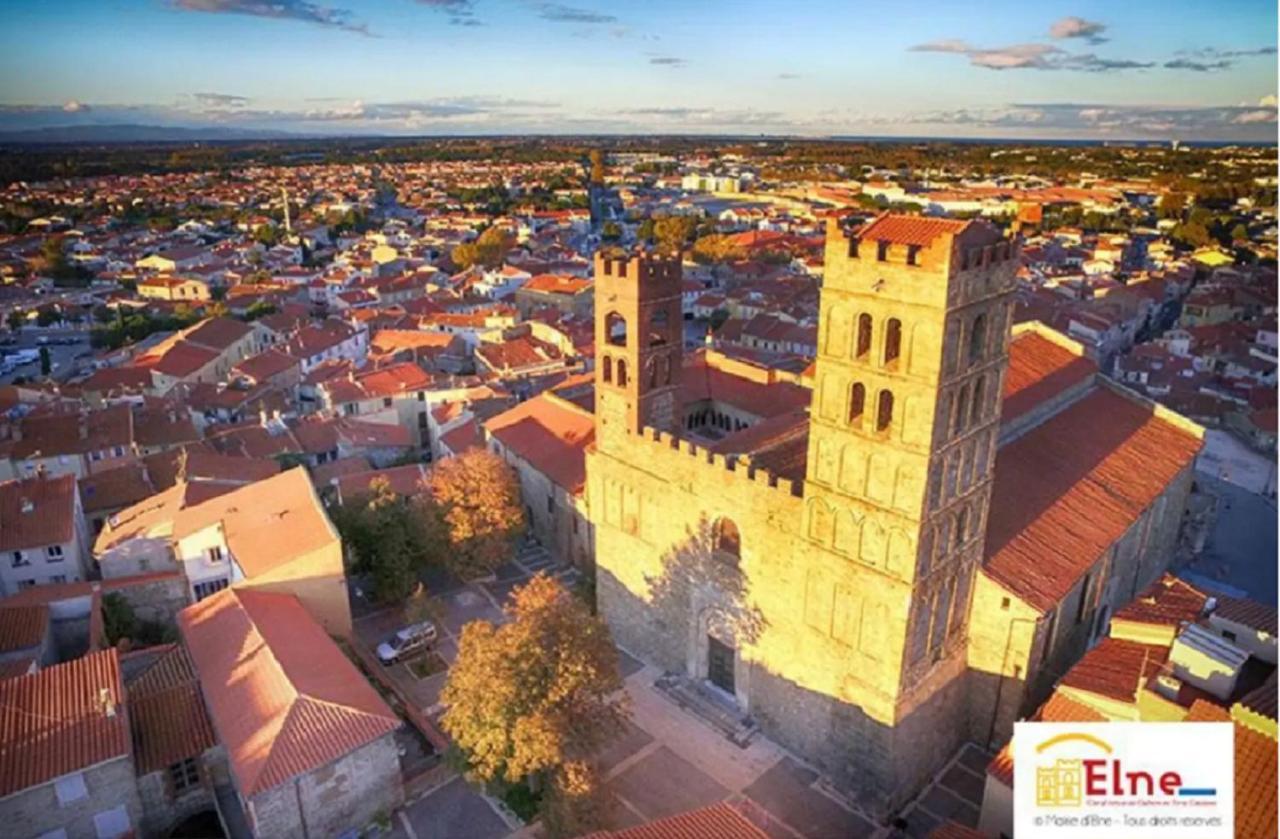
[0,0,1276,141]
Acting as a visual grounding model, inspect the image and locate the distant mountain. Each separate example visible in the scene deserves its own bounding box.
[0,123,297,144]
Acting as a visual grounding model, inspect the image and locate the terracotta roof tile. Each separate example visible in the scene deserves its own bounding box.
[0,648,130,797]
[0,474,76,552]
[126,644,216,775]
[1112,574,1208,628]
[985,387,1202,611]
[1001,329,1097,426]
[178,589,398,797]
[583,801,769,839]
[1058,638,1169,703]
[1212,595,1277,636]
[1185,700,1278,839]
[0,604,48,653]
[855,213,971,247]
[484,394,594,494]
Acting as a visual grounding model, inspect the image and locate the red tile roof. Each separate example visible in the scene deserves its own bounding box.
[484,393,595,494]
[1185,700,1277,839]
[0,648,130,797]
[1112,574,1209,628]
[126,643,216,775]
[583,801,769,839]
[0,604,48,653]
[1058,637,1170,703]
[930,822,986,839]
[0,474,77,552]
[1001,329,1097,426]
[1212,595,1277,636]
[985,387,1202,611]
[178,589,398,797]
[855,213,973,247]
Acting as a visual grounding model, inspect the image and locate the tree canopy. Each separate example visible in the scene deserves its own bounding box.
[441,573,626,836]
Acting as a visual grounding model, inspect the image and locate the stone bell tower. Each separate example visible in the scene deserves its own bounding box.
[593,252,684,449]
[803,212,1018,800]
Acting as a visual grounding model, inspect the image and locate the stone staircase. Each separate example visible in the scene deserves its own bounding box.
[654,672,759,748]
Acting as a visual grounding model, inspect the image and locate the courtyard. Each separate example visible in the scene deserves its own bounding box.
[354,539,887,839]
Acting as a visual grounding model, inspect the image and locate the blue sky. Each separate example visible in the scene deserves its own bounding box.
[0,0,1275,140]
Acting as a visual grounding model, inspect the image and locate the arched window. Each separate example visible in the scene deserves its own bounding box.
[602,356,612,383]
[968,314,986,365]
[953,386,969,435]
[884,318,902,368]
[876,390,894,433]
[616,359,628,386]
[713,518,741,565]
[954,508,968,549]
[605,312,628,348]
[849,383,866,427]
[856,314,873,360]
[970,376,984,427]
[649,308,670,347]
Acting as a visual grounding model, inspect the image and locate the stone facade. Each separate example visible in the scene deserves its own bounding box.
[136,746,224,838]
[588,221,1199,816]
[5,757,144,839]
[245,732,403,839]
[590,224,1021,813]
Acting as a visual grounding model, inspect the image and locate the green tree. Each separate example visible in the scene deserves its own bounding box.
[636,218,656,244]
[36,308,59,328]
[441,574,626,837]
[330,477,436,602]
[38,346,50,377]
[6,309,24,332]
[601,221,621,241]
[102,593,138,645]
[1230,223,1249,242]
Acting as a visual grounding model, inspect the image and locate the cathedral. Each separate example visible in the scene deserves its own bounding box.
[585,213,1202,813]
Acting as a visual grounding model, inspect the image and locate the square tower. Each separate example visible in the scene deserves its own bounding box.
[593,252,684,448]
[803,213,1018,765]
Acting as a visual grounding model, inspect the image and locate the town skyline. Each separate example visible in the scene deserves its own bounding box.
[1,0,1277,142]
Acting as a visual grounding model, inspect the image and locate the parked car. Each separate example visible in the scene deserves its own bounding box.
[376,621,438,664]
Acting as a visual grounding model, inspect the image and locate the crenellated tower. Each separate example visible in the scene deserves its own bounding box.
[593,252,684,450]
[803,213,1018,772]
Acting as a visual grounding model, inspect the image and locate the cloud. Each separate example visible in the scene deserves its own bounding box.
[1061,53,1154,72]
[649,56,687,67]
[777,72,801,80]
[193,92,249,108]
[911,40,1063,70]
[1165,45,1276,72]
[533,3,616,24]
[1049,16,1107,45]
[913,100,1279,139]
[911,39,1157,72]
[169,0,371,34]
[1163,58,1232,72]
[62,100,89,113]
[414,0,479,26]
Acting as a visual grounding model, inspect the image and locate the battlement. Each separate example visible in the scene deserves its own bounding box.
[594,251,683,293]
[634,425,804,498]
[824,215,1018,274]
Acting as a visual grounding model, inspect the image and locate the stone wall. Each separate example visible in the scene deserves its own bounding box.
[136,747,220,838]
[248,733,402,838]
[5,757,143,839]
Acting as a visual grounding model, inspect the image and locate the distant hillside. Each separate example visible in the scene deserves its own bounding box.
[0,123,297,144]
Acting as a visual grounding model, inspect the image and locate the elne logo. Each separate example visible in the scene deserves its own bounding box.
[1034,732,1217,808]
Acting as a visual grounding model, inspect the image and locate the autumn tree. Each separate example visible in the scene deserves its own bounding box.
[589,148,605,185]
[441,573,626,836]
[652,215,697,255]
[427,449,524,578]
[451,225,514,271]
